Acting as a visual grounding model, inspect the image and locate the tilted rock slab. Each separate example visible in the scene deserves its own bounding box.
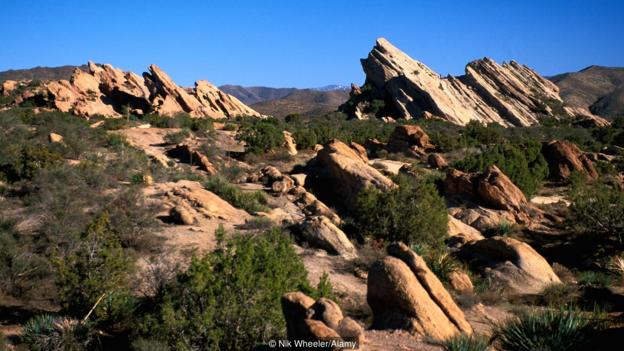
[367,242,472,340]
[542,139,598,181]
[345,38,605,127]
[31,62,261,119]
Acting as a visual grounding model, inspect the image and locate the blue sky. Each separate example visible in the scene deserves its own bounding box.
[1,0,623,88]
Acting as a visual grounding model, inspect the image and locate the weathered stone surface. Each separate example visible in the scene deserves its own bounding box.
[447,215,484,245]
[271,175,295,194]
[349,141,369,162]
[169,205,195,225]
[459,236,561,294]
[449,206,516,233]
[448,271,474,294]
[282,292,316,341]
[290,186,342,225]
[428,153,448,169]
[1,80,18,96]
[542,140,598,181]
[19,62,261,119]
[314,139,394,209]
[308,298,344,330]
[387,125,434,154]
[166,144,217,175]
[283,130,298,155]
[342,38,600,127]
[49,132,64,143]
[300,216,356,259]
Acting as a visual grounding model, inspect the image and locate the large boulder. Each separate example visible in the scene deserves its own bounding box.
[283,131,298,156]
[299,216,356,259]
[459,236,560,294]
[281,292,364,348]
[542,140,598,181]
[447,215,484,246]
[387,125,434,155]
[166,144,217,175]
[367,243,472,340]
[313,139,395,209]
[290,186,342,225]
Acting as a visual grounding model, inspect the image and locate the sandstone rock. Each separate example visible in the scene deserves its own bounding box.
[19,62,261,119]
[166,144,217,175]
[300,216,356,259]
[291,187,342,225]
[459,236,560,294]
[261,165,283,182]
[314,139,394,209]
[542,140,598,181]
[337,317,365,344]
[449,206,516,233]
[308,298,344,330]
[428,153,448,169]
[271,176,295,194]
[349,141,369,162]
[282,292,316,341]
[49,132,64,143]
[169,205,195,225]
[291,173,307,186]
[448,271,474,294]
[342,38,585,127]
[447,215,484,245]
[387,125,434,154]
[284,131,298,156]
[367,254,472,339]
[1,80,17,96]
[369,159,408,176]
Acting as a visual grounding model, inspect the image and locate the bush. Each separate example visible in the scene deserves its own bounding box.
[440,334,489,351]
[22,315,97,351]
[454,141,549,196]
[577,271,614,288]
[164,129,191,145]
[568,181,624,249]
[53,212,132,320]
[493,307,603,351]
[236,117,285,154]
[350,174,447,248]
[412,245,462,284]
[137,227,319,350]
[203,176,269,213]
[539,283,579,307]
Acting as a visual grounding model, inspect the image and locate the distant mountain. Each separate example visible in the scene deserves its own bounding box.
[314,84,350,92]
[0,65,86,82]
[550,66,624,119]
[219,85,349,117]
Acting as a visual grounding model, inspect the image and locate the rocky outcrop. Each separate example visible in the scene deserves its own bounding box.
[289,186,342,225]
[428,153,448,169]
[342,38,604,127]
[312,139,395,210]
[542,140,598,181]
[299,216,356,259]
[367,242,472,339]
[447,215,484,246]
[459,236,560,294]
[166,144,217,175]
[282,292,364,348]
[18,62,260,119]
[283,131,298,156]
[386,125,434,155]
[444,165,540,224]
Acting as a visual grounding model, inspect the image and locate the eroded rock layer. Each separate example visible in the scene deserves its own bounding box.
[342,38,608,127]
[20,62,261,119]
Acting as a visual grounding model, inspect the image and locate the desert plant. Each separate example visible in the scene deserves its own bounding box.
[351,174,448,248]
[203,175,269,213]
[413,245,462,284]
[493,307,603,351]
[441,333,489,351]
[22,315,96,351]
[137,227,321,350]
[164,129,191,145]
[539,283,579,307]
[236,117,285,154]
[577,271,613,288]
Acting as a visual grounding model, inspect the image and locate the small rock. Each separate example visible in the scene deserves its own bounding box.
[49,132,64,143]
[169,205,195,225]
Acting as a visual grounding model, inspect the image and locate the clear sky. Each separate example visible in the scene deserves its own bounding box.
[1,0,623,88]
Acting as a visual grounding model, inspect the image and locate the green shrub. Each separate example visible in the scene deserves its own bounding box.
[236,117,285,154]
[203,176,269,213]
[164,129,191,145]
[568,181,624,248]
[454,141,549,196]
[350,174,447,248]
[577,271,614,288]
[412,245,462,284]
[493,308,603,351]
[441,334,489,351]
[0,331,6,351]
[137,227,318,350]
[54,212,132,320]
[140,113,213,133]
[539,283,579,307]
[22,315,96,351]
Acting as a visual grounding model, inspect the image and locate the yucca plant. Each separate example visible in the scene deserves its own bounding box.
[441,334,489,351]
[22,314,95,351]
[493,307,604,351]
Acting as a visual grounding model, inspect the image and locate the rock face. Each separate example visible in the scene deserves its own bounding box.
[166,144,217,175]
[459,236,560,294]
[299,216,356,259]
[386,125,434,155]
[542,140,598,181]
[281,292,364,347]
[312,139,395,209]
[444,165,540,224]
[367,242,472,339]
[19,62,261,119]
[342,38,605,127]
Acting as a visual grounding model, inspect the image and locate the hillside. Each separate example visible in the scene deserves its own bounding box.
[550,66,624,119]
[0,64,86,82]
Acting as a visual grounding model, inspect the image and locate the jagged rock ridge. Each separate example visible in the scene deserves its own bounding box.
[18,62,261,119]
[342,38,608,127]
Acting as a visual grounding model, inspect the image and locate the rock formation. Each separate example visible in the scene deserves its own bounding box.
[342,38,608,127]
[299,216,357,259]
[282,292,364,348]
[17,62,261,119]
[386,124,434,155]
[367,242,472,340]
[542,140,598,181]
[311,139,395,210]
[459,236,561,294]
